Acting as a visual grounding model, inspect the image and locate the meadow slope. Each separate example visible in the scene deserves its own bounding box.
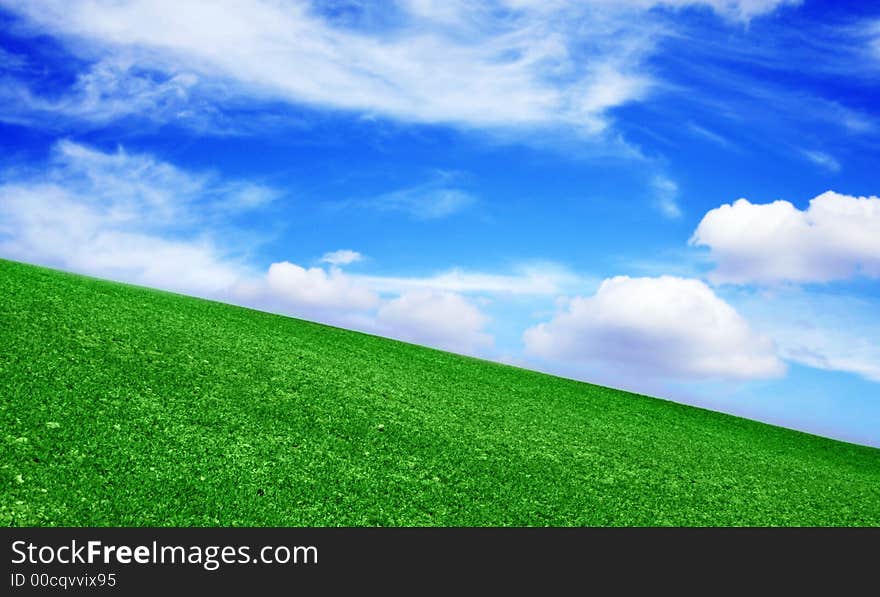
[2,259,879,526]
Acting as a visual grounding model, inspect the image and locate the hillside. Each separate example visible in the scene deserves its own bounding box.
[1,258,878,526]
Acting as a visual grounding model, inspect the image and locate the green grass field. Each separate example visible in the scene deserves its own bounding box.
[2,258,879,526]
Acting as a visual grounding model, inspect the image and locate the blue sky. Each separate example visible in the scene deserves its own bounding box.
[1,0,878,446]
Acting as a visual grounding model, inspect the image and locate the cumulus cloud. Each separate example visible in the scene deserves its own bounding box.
[266,261,378,313]
[376,290,493,354]
[523,276,784,380]
[321,249,363,266]
[229,260,499,352]
[691,191,880,284]
[0,0,794,134]
[244,269,493,355]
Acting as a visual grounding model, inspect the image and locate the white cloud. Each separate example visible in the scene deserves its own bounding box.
[523,275,785,380]
[734,288,880,382]
[0,1,793,134]
[265,261,378,313]
[353,262,582,296]
[0,56,205,128]
[0,179,243,295]
[0,140,497,354]
[691,191,880,284]
[502,0,795,21]
[242,268,494,355]
[376,290,492,354]
[224,260,498,353]
[687,123,732,148]
[336,170,478,220]
[787,342,880,382]
[869,20,880,60]
[0,140,270,295]
[652,175,682,219]
[367,185,476,220]
[801,149,840,173]
[0,0,643,133]
[332,172,478,220]
[0,46,29,71]
[650,0,799,20]
[42,139,276,224]
[321,249,363,266]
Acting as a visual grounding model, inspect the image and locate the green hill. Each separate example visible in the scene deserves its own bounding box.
[1,258,878,526]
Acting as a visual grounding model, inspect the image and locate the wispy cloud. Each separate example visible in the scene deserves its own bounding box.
[801,149,840,173]
[340,173,478,220]
[0,56,207,129]
[0,0,795,136]
[640,12,879,164]
[369,187,476,220]
[321,249,364,266]
[0,140,274,295]
[0,45,29,72]
[652,175,682,219]
[860,19,880,63]
[353,262,584,296]
[686,122,731,148]
[733,287,880,382]
[668,0,801,21]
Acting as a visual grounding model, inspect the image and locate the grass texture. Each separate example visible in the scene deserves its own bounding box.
[2,258,879,526]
